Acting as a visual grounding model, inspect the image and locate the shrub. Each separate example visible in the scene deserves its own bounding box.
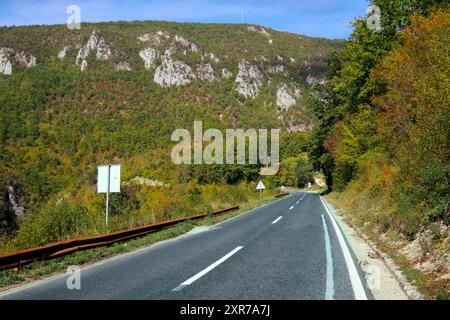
[14,200,93,249]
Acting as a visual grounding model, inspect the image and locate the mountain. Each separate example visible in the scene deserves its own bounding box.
[0,21,342,247]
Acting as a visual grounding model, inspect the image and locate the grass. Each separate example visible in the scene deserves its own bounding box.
[0,195,278,291]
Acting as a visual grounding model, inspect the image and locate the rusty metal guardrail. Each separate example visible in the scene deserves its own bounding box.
[274,192,289,198]
[0,206,239,271]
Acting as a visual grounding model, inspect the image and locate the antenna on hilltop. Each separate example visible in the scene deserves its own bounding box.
[241,10,245,24]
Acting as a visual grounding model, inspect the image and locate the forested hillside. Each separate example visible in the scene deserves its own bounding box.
[307,0,449,298]
[0,21,342,251]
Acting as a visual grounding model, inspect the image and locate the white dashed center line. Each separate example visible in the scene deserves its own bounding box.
[272,216,283,224]
[172,246,244,291]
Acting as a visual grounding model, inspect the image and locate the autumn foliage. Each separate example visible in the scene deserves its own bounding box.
[309,3,449,237]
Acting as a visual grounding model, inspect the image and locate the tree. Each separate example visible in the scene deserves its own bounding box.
[307,0,447,190]
[371,9,450,219]
[296,158,314,188]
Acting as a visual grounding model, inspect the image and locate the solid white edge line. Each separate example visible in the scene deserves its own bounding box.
[321,214,334,300]
[272,216,283,224]
[319,196,368,300]
[175,246,244,288]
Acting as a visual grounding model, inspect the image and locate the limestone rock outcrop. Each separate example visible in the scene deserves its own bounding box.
[0,47,37,75]
[154,51,196,87]
[76,30,112,71]
[276,83,301,111]
[235,60,264,98]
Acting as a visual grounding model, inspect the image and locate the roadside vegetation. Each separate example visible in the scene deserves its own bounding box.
[1,182,279,253]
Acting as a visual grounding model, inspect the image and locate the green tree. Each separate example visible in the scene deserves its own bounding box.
[307,0,446,190]
[296,158,314,188]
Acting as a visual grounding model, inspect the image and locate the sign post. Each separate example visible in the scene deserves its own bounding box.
[256,180,266,200]
[97,164,121,226]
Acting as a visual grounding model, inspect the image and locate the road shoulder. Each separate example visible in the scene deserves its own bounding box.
[322,197,420,300]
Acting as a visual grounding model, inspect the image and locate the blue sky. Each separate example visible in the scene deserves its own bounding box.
[0,0,369,39]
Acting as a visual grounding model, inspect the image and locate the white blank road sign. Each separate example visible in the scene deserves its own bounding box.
[97,165,121,193]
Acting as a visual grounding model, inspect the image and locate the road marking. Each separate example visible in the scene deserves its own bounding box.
[319,196,368,300]
[272,216,283,224]
[289,206,294,210]
[172,246,244,291]
[296,201,299,204]
[321,215,334,300]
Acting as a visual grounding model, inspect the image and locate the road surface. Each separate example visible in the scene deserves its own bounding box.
[0,192,371,300]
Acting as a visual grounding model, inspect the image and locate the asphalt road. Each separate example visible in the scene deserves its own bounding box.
[0,192,372,300]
